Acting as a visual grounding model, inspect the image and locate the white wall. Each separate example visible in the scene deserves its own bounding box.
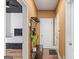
[6,13,23,43]
[11,13,23,37]
[6,13,11,37]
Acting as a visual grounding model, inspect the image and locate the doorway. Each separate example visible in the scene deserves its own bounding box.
[40,18,53,48]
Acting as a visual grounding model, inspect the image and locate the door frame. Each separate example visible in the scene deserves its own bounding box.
[40,18,54,48]
[65,0,74,59]
[55,14,60,52]
[17,0,29,59]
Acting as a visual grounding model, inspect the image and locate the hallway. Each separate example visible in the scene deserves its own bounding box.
[5,0,74,59]
[43,49,58,59]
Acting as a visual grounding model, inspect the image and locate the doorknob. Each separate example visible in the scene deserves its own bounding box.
[69,43,72,45]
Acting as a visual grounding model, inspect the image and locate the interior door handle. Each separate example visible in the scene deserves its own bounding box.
[69,43,72,45]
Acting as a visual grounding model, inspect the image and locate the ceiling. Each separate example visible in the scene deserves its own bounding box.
[34,0,59,10]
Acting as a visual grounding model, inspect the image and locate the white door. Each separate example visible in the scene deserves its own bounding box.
[40,18,53,48]
[65,0,74,59]
[55,14,60,51]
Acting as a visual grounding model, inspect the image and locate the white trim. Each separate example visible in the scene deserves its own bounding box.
[17,0,29,7]
[65,1,67,59]
[57,50,62,59]
[17,0,29,59]
[55,14,60,52]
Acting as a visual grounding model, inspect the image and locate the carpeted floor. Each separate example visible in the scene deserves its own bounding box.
[42,48,58,59]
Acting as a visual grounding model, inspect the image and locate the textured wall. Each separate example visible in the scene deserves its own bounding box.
[56,0,65,58]
[26,0,38,59]
[38,10,56,18]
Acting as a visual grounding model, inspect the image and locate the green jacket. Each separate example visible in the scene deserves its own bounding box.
[31,35,37,46]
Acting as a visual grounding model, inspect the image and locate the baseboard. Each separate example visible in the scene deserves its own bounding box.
[57,50,62,59]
